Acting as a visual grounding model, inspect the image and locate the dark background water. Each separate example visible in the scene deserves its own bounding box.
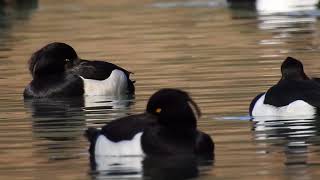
[1,0,320,179]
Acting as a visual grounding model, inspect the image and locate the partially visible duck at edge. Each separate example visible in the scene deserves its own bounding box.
[23,42,135,98]
[85,88,214,160]
[250,56,320,117]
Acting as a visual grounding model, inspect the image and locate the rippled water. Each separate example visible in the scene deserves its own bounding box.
[1,0,320,179]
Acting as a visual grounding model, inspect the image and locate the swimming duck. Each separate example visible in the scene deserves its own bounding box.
[85,88,214,158]
[23,42,134,98]
[250,57,320,117]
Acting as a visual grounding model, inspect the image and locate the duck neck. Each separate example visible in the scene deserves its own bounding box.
[281,67,309,81]
[160,125,196,138]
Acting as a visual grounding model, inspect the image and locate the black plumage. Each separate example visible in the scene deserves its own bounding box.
[249,57,320,116]
[264,57,320,108]
[24,42,135,98]
[85,88,214,158]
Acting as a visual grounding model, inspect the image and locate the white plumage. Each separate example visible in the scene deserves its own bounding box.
[81,69,128,96]
[252,94,316,118]
[257,0,317,14]
[95,132,145,156]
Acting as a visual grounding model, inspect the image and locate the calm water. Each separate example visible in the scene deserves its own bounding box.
[1,0,320,179]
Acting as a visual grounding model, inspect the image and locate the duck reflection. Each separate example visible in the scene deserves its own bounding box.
[83,95,134,128]
[227,0,256,11]
[142,155,211,180]
[90,156,143,179]
[90,155,213,180]
[24,97,86,141]
[25,95,134,139]
[0,0,38,36]
[252,116,320,165]
[84,95,134,110]
[227,0,318,29]
[227,0,318,55]
[0,0,38,55]
[0,0,38,18]
[24,95,133,160]
[227,0,318,13]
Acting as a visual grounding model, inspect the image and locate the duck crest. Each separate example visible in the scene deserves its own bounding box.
[281,56,308,81]
[146,88,199,130]
[28,42,78,77]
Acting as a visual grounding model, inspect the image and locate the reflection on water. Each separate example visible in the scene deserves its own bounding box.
[24,97,85,141]
[142,155,210,180]
[2,0,320,179]
[256,0,318,14]
[91,155,213,180]
[90,156,143,179]
[152,0,227,8]
[83,95,134,129]
[228,0,319,51]
[24,96,133,161]
[0,0,37,60]
[252,116,320,166]
[228,0,318,13]
[0,0,38,20]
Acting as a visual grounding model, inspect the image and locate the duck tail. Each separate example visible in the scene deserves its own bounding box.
[85,127,100,142]
[84,127,100,155]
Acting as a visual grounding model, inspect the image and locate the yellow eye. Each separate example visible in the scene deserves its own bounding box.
[65,59,70,62]
[155,108,162,113]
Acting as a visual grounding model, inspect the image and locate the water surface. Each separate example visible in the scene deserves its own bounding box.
[1,0,320,179]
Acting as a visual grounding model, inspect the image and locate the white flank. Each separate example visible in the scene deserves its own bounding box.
[81,69,128,96]
[252,94,316,118]
[95,132,144,156]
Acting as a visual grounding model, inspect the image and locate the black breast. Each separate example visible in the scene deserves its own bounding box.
[141,126,197,155]
[23,73,84,98]
[195,131,215,159]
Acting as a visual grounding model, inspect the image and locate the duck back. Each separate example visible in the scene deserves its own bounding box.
[265,79,320,108]
[74,60,135,94]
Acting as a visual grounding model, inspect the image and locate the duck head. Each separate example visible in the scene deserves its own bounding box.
[29,42,79,78]
[146,88,201,131]
[281,57,309,81]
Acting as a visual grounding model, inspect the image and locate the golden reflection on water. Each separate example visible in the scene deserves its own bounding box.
[1,0,320,179]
